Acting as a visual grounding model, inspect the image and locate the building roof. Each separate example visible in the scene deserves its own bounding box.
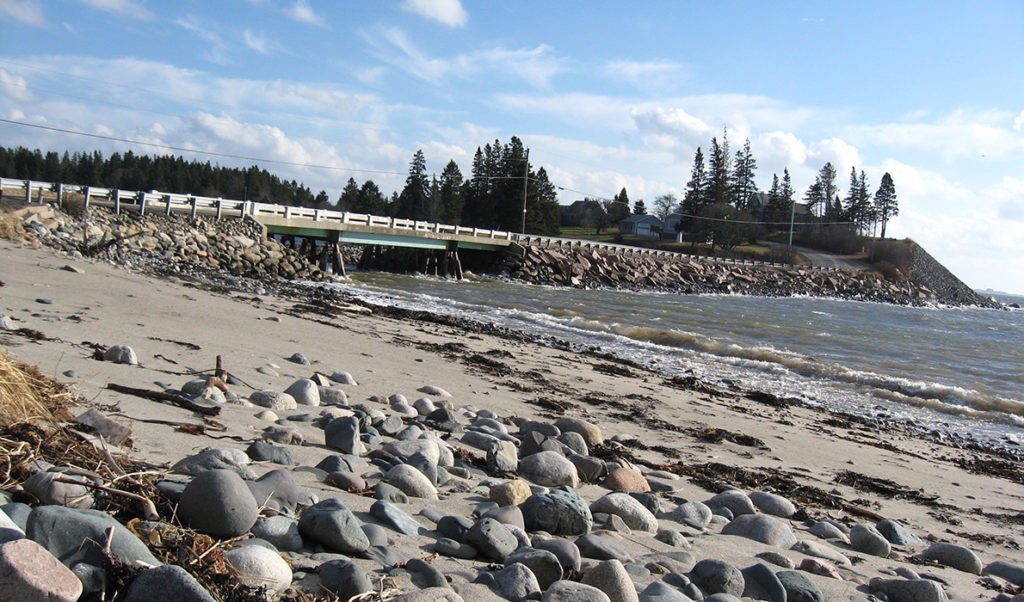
[620,214,662,225]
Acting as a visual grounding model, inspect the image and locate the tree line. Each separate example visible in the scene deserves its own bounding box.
[0,139,562,235]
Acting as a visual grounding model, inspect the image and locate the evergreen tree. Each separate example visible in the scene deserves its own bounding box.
[336,177,360,211]
[396,149,429,220]
[633,199,647,215]
[706,130,732,206]
[730,138,757,209]
[603,187,630,225]
[683,147,707,213]
[844,168,874,234]
[873,172,898,238]
[437,160,464,224]
[805,162,838,220]
[358,180,387,214]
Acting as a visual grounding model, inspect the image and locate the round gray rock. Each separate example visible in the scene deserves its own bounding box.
[519,451,580,488]
[178,469,259,537]
[506,547,563,590]
[543,580,611,602]
[284,379,320,406]
[721,513,797,548]
[223,545,292,595]
[250,390,297,410]
[319,558,372,600]
[849,523,891,557]
[690,558,744,597]
[666,500,712,530]
[919,542,982,574]
[297,498,370,554]
[521,487,593,536]
[748,491,796,518]
[122,565,214,602]
[590,492,658,532]
[466,517,517,561]
[869,577,945,602]
[385,463,438,500]
[581,559,639,602]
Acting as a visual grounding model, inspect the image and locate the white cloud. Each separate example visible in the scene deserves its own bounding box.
[1014,110,1024,132]
[174,15,230,65]
[400,0,468,28]
[604,60,680,86]
[243,29,280,55]
[633,107,711,142]
[0,68,35,102]
[367,27,564,87]
[79,0,154,20]
[851,110,1023,162]
[756,131,808,170]
[284,0,327,27]
[808,137,862,177]
[0,0,47,25]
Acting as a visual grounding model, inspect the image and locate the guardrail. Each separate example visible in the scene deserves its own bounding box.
[1,176,841,271]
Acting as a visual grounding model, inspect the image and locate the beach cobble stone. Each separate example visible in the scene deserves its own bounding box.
[919,541,982,574]
[706,490,756,517]
[26,505,161,568]
[489,562,541,600]
[404,557,448,589]
[690,558,745,597]
[122,565,215,602]
[721,513,797,548]
[519,450,580,487]
[639,581,693,601]
[741,562,786,602]
[749,491,796,518]
[0,538,83,602]
[554,417,603,446]
[490,479,532,507]
[104,344,138,365]
[22,471,94,509]
[297,498,370,554]
[590,492,658,532]
[319,558,372,600]
[603,467,650,492]
[466,517,517,561]
[849,523,891,557]
[790,540,851,566]
[809,520,848,542]
[869,577,946,602]
[284,378,320,406]
[385,463,439,500]
[179,469,259,537]
[435,537,477,559]
[251,516,303,551]
[325,416,364,455]
[370,500,426,536]
[777,570,825,602]
[543,580,611,602]
[521,486,593,536]
[247,468,300,514]
[575,533,633,563]
[223,545,292,595]
[581,559,639,602]
[245,440,294,465]
[250,390,297,410]
[876,519,921,546]
[667,500,712,530]
[534,537,583,573]
[984,561,1024,587]
[506,546,564,589]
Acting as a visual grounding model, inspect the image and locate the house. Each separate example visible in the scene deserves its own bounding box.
[618,214,663,239]
[661,212,690,242]
[559,199,604,228]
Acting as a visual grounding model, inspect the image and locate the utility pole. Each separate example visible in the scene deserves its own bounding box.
[520,148,529,234]
[787,198,796,261]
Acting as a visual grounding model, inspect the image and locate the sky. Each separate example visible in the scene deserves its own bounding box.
[1,1,1023,293]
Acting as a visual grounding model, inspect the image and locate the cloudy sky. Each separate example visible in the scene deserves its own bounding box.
[2,1,1023,292]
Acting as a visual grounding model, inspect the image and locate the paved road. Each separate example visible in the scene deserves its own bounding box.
[759,241,867,270]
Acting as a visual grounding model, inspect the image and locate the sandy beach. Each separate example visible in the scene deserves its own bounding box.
[1,233,1022,601]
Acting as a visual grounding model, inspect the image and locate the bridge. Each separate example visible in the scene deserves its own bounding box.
[1,177,817,278]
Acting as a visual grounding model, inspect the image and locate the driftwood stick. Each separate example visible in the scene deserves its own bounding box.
[52,476,160,520]
[106,383,221,416]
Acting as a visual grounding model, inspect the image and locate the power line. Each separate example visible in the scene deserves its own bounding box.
[0,118,406,176]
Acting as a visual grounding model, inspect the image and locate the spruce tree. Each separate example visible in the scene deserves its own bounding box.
[706,132,732,207]
[874,172,898,238]
[731,138,757,209]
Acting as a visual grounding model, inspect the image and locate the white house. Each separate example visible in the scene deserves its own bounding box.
[618,214,663,239]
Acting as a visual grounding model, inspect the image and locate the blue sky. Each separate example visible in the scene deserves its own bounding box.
[1,0,1023,292]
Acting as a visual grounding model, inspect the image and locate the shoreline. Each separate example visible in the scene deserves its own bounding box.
[1,214,1022,600]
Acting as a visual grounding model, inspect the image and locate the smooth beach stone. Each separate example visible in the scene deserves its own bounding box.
[178,469,259,536]
[122,565,215,602]
[543,580,611,602]
[487,562,541,601]
[809,520,849,542]
[372,482,409,504]
[519,450,580,487]
[297,498,370,554]
[326,471,366,492]
[403,557,448,589]
[247,468,300,514]
[319,558,372,600]
[0,538,83,602]
[22,471,94,508]
[667,500,713,530]
[521,487,593,536]
[590,492,658,532]
[435,537,478,559]
[385,464,439,500]
[506,547,564,589]
[104,344,138,365]
[418,385,452,398]
[365,544,408,568]
[249,390,298,411]
[639,581,694,602]
[329,371,357,385]
[361,523,389,547]
[0,509,24,543]
[245,440,294,465]
[482,505,525,531]
[919,541,982,574]
[390,588,465,601]
[602,467,650,493]
[581,559,639,602]
[575,534,633,563]
[1,504,29,533]
[798,557,842,580]
[721,513,797,548]
[437,515,474,541]
[413,397,436,416]
[26,506,161,568]
[984,561,1024,587]
[557,431,589,456]
[287,352,310,365]
[520,420,561,438]
[554,417,603,446]
[251,516,303,552]
[755,551,794,569]
[325,416,365,455]
[466,517,517,561]
[741,562,787,602]
[490,479,532,507]
[570,454,608,483]
[284,378,321,406]
[748,491,796,518]
[385,438,440,465]
[370,500,427,535]
[870,577,946,602]
[408,451,439,485]
[849,523,891,557]
[462,430,501,452]
[318,386,348,405]
[655,529,690,549]
[790,539,851,566]
[224,545,292,595]
[876,518,921,546]
[487,440,519,473]
[690,558,745,597]
[777,570,825,602]
[535,537,583,573]
[706,489,756,517]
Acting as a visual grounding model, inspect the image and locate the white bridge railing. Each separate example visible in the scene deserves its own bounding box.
[1,177,832,270]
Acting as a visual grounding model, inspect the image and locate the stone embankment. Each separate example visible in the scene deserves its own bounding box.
[11,204,325,282]
[905,244,995,307]
[498,244,958,306]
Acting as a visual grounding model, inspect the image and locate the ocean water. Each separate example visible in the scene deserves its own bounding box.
[327,272,1024,449]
